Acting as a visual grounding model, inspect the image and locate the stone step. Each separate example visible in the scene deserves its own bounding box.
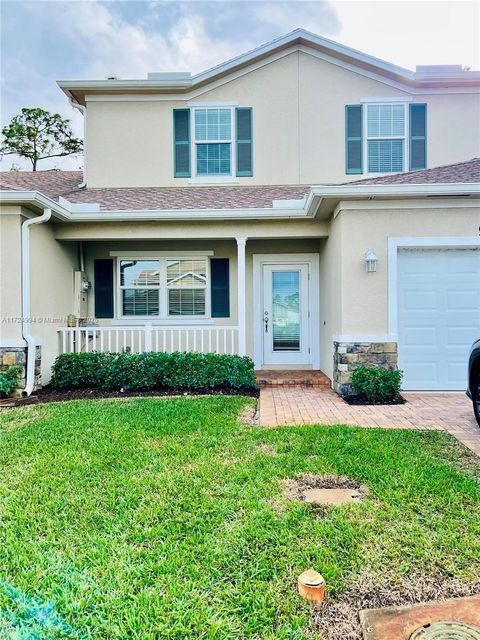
[255,370,331,388]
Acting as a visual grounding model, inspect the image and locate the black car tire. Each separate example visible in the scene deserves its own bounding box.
[474,372,480,428]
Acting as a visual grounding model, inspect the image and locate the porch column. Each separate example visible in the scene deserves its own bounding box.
[236,236,247,356]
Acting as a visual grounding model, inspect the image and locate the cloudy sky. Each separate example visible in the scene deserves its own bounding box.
[1,0,478,170]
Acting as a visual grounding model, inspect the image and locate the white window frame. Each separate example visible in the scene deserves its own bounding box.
[363,102,409,175]
[190,106,238,183]
[116,256,211,321]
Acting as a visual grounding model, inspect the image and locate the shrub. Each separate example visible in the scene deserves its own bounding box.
[51,352,256,391]
[351,366,403,403]
[0,365,22,397]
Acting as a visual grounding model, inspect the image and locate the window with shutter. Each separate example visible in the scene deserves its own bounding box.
[236,108,253,176]
[345,105,363,174]
[210,259,230,318]
[94,259,114,319]
[173,109,190,177]
[366,103,405,173]
[409,104,427,170]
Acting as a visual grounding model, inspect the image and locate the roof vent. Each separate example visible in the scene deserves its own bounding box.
[147,72,191,80]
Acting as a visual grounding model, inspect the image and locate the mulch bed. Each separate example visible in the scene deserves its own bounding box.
[1,386,259,407]
[343,394,406,406]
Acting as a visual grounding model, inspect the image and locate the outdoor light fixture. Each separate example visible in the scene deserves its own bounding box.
[364,250,378,273]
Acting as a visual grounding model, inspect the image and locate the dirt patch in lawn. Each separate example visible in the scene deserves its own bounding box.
[313,572,480,640]
[237,402,259,426]
[256,443,278,457]
[1,385,259,408]
[284,474,369,506]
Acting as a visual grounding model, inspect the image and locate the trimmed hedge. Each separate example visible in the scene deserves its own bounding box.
[351,365,403,403]
[51,352,256,391]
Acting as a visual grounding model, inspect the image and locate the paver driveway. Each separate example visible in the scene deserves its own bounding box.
[260,386,480,456]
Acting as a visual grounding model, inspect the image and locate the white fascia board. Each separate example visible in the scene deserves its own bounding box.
[310,183,480,199]
[0,190,310,222]
[0,191,72,221]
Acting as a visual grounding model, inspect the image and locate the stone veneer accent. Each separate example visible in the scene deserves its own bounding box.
[0,346,42,396]
[333,341,398,397]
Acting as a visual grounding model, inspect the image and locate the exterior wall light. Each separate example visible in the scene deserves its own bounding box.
[364,250,378,273]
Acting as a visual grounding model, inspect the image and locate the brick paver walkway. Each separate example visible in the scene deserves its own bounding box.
[260,386,480,456]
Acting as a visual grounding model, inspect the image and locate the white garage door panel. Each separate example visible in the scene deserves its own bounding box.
[398,248,480,391]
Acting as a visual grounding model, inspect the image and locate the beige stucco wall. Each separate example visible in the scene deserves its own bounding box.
[0,207,24,344]
[85,50,480,188]
[335,199,480,333]
[29,222,77,382]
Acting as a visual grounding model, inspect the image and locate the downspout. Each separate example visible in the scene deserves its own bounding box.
[21,208,52,396]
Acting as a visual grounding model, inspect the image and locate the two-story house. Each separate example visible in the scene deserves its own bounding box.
[1,29,479,396]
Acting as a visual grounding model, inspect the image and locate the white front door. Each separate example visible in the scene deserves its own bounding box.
[262,263,310,365]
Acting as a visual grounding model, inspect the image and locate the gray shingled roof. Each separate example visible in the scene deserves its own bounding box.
[0,171,309,210]
[1,158,478,212]
[344,158,480,185]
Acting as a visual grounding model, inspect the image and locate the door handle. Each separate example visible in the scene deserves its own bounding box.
[264,314,269,332]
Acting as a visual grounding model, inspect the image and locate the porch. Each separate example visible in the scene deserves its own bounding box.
[54,231,326,373]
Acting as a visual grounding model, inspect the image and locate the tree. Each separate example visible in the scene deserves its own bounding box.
[1,107,83,171]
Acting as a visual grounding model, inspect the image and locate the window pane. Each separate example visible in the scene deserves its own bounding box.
[122,289,159,316]
[120,260,160,286]
[196,143,231,175]
[272,271,300,351]
[368,140,404,173]
[167,259,207,287]
[195,108,231,141]
[367,104,404,138]
[168,289,206,316]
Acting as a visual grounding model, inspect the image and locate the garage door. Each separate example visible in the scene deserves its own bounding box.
[398,248,480,391]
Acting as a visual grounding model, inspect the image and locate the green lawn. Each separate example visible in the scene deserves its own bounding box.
[0,396,479,639]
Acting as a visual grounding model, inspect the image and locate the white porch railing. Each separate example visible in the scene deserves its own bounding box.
[58,325,239,356]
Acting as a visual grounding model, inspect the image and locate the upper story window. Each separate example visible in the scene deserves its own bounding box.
[194,108,233,176]
[174,106,253,181]
[366,104,405,173]
[345,102,426,175]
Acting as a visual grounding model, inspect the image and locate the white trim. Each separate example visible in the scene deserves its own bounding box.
[0,339,27,348]
[2,183,478,223]
[361,96,412,103]
[363,102,408,175]
[188,177,239,185]
[237,237,247,356]
[333,334,398,343]
[190,105,236,180]
[115,255,211,322]
[334,198,480,215]
[187,100,238,107]
[109,250,214,257]
[252,253,320,369]
[59,29,480,101]
[388,235,480,337]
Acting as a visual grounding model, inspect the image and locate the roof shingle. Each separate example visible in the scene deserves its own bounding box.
[1,158,478,212]
[0,171,309,210]
[343,158,480,185]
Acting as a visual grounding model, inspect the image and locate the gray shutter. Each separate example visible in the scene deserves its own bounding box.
[210,259,230,318]
[236,108,253,177]
[345,105,363,174]
[94,259,114,319]
[173,109,190,177]
[409,104,427,171]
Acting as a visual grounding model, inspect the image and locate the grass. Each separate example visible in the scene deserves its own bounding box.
[0,396,479,639]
